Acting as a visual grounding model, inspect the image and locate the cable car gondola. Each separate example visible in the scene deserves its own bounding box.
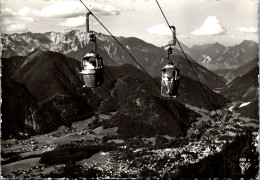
[80,12,104,88]
[161,26,180,98]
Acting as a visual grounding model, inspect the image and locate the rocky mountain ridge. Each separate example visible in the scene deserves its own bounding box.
[2,30,89,56]
[189,40,258,70]
[1,30,226,89]
[2,51,100,139]
[2,50,230,139]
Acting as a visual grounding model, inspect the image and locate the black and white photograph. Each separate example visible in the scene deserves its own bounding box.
[1,0,259,178]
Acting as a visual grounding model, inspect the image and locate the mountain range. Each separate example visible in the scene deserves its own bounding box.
[1,30,258,138]
[2,49,229,139]
[187,40,258,70]
[1,30,226,89]
[2,51,100,139]
[3,31,257,74]
[1,30,88,56]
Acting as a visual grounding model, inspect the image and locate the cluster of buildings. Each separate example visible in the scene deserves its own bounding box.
[2,105,258,178]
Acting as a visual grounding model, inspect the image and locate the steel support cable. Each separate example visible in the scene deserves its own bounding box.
[79,1,178,169]
[155,0,172,32]
[79,0,161,89]
[176,38,216,111]
[155,0,234,140]
[155,0,215,110]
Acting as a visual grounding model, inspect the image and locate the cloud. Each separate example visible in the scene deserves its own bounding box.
[235,26,258,33]
[191,16,226,36]
[2,8,17,17]
[177,34,189,39]
[2,17,38,26]
[5,24,27,33]
[14,2,119,18]
[22,17,39,23]
[58,16,85,28]
[2,19,14,25]
[89,3,119,15]
[147,24,172,36]
[18,7,40,16]
[2,16,38,33]
[39,2,85,18]
[58,15,99,28]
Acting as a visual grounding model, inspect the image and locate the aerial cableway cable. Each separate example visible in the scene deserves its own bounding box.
[176,38,216,110]
[79,0,232,140]
[79,0,161,89]
[155,0,234,139]
[77,0,236,166]
[78,0,181,164]
[155,0,215,110]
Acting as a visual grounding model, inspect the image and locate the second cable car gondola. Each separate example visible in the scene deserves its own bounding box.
[161,26,180,98]
[81,51,104,87]
[161,61,180,97]
[80,12,104,88]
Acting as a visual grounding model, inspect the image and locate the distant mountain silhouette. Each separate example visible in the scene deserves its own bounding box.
[2,30,226,89]
[175,41,192,55]
[190,43,218,60]
[169,55,226,89]
[67,38,226,89]
[189,40,258,70]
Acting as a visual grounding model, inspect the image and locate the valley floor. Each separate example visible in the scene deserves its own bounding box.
[1,103,259,178]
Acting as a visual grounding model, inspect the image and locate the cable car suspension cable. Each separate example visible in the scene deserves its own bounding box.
[79,0,161,88]
[155,0,215,110]
[155,0,235,140]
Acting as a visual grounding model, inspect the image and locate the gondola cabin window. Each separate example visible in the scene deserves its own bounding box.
[161,64,180,97]
[89,58,97,68]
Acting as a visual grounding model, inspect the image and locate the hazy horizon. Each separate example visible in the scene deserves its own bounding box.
[1,0,258,47]
[2,28,258,49]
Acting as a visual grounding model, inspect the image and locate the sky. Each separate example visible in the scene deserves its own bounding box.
[1,0,259,47]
